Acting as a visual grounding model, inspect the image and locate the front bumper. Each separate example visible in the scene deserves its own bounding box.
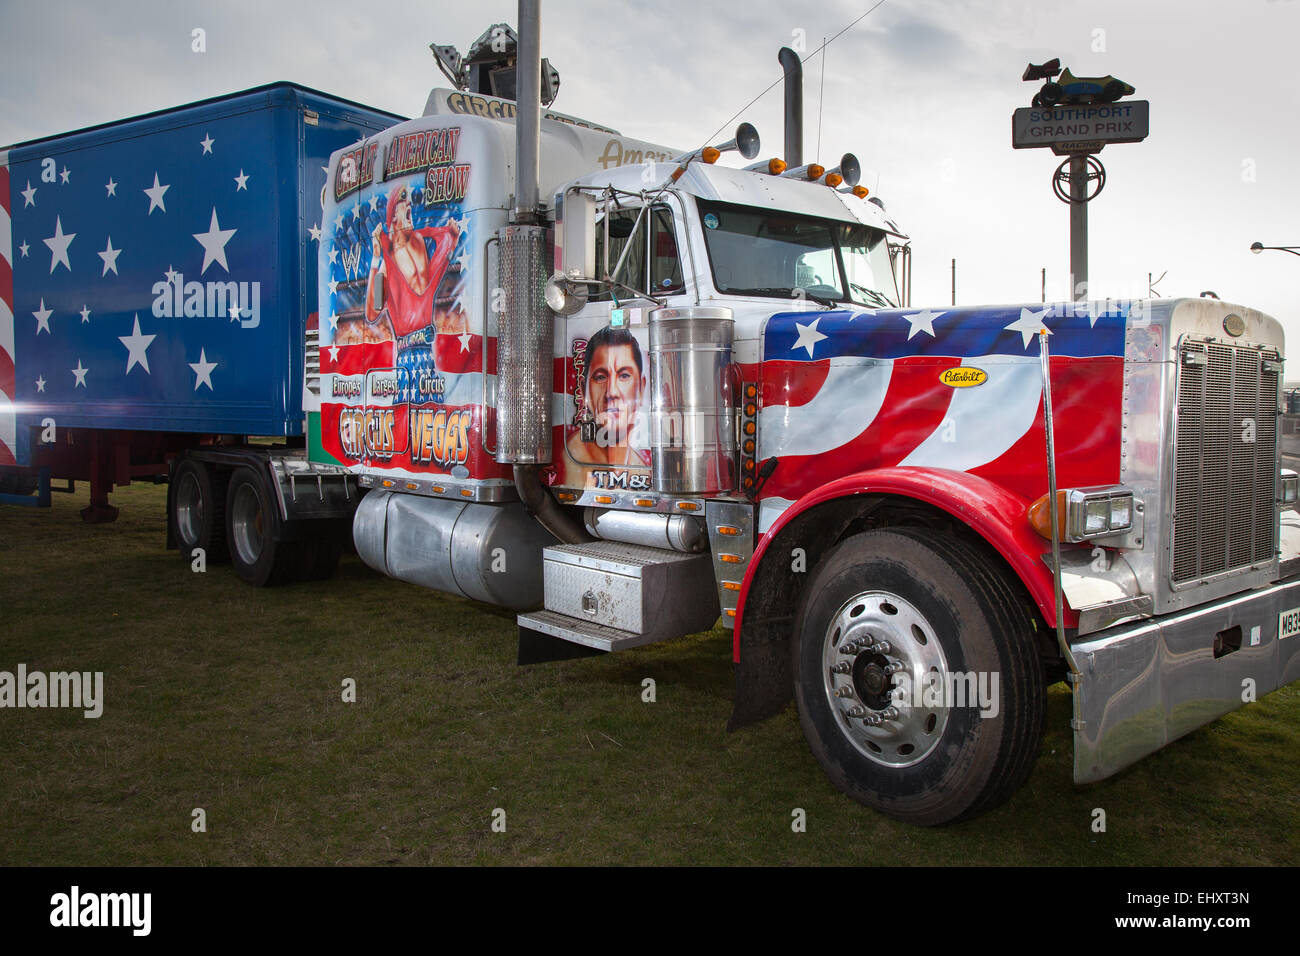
[1073,575,1300,783]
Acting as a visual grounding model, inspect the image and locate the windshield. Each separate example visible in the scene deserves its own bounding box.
[697,198,898,309]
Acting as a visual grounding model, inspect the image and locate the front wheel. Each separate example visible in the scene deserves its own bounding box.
[792,527,1045,826]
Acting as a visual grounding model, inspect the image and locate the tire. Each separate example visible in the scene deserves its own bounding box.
[792,527,1045,826]
[171,459,229,564]
[298,530,343,581]
[225,466,304,587]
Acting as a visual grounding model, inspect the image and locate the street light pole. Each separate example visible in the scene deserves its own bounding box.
[1250,242,1300,258]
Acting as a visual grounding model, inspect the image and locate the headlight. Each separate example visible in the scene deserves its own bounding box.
[1280,469,1298,506]
[1028,486,1137,543]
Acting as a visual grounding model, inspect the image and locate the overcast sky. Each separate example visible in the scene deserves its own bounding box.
[4,0,1298,339]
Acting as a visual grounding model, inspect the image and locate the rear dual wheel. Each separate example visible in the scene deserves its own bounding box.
[171,459,228,565]
[793,527,1045,826]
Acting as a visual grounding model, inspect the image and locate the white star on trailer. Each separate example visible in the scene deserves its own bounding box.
[327,278,339,295]
[105,177,117,197]
[791,318,828,358]
[328,247,339,264]
[18,240,29,258]
[334,211,345,230]
[193,208,236,274]
[328,312,339,331]
[20,181,36,207]
[200,133,214,154]
[229,305,242,322]
[71,360,88,388]
[35,376,46,393]
[59,166,70,184]
[98,236,122,275]
[458,331,472,353]
[369,194,382,212]
[1004,307,1051,349]
[234,169,249,191]
[33,299,52,334]
[80,305,91,323]
[309,223,321,242]
[901,308,945,340]
[189,349,218,391]
[118,315,156,374]
[164,265,178,284]
[144,172,170,214]
[327,344,340,362]
[43,216,75,273]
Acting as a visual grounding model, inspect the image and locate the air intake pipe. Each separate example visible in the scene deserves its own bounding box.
[778,47,803,168]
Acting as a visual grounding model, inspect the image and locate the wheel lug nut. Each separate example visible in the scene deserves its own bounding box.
[831,661,852,674]
[846,705,867,717]
[884,662,905,675]
[881,706,901,720]
[874,641,892,654]
[834,686,855,698]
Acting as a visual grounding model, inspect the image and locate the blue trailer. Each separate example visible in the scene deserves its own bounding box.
[0,83,402,582]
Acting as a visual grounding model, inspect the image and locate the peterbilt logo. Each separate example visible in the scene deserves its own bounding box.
[940,367,987,388]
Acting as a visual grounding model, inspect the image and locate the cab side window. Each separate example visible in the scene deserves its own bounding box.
[592,204,682,301]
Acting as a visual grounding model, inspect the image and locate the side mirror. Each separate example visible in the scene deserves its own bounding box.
[559,188,596,278]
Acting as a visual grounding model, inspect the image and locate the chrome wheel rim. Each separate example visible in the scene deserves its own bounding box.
[821,590,951,768]
[175,472,202,546]
[231,483,265,567]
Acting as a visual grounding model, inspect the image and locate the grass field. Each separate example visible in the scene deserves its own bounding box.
[2,481,1297,866]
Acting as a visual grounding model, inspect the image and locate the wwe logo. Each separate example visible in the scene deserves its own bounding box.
[339,243,363,280]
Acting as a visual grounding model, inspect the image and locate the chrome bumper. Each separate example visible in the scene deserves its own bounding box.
[1073,576,1300,783]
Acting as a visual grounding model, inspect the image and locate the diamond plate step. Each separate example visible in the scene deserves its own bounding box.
[518,608,661,652]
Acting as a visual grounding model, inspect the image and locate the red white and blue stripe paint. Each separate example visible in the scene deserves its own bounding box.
[734,302,1130,642]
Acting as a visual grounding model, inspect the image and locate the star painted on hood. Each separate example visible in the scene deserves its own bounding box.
[1005,307,1051,349]
[144,173,170,214]
[791,318,829,358]
[189,349,218,391]
[193,208,236,274]
[18,240,30,258]
[105,177,117,197]
[20,180,36,207]
[71,360,88,388]
[43,216,75,273]
[234,169,249,191]
[200,133,214,154]
[901,308,945,340]
[33,299,53,335]
[118,315,156,374]
[98,236,122,275]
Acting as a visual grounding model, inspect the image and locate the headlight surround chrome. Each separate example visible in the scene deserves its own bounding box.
[1066,486,1135,542]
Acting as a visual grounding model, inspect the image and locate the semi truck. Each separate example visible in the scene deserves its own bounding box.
[5,6,1299,825]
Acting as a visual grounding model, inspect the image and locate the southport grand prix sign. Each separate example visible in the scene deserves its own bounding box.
[1012,100,1150,155]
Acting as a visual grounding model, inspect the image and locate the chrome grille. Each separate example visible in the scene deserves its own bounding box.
[1172,339,1279,584]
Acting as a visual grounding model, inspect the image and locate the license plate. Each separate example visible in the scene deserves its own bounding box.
[1280,606,1300,640]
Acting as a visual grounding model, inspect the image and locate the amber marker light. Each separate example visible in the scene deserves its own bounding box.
[852,185,869,199]
[677,501,700,511]
[825,172,843,188]
[1027,491,1067,541]
[557,491,579,502]
[768,158,787,175]
[595,494,615,504]
[806,164,825,180]
[702,147,721,164]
